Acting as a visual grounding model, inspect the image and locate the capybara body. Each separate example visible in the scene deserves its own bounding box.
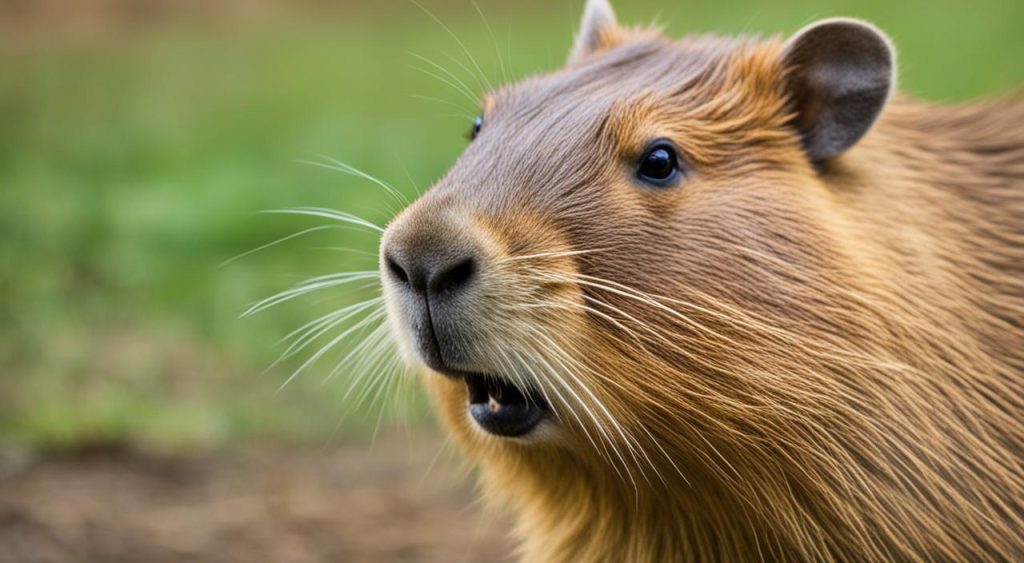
[379,1,1024,560]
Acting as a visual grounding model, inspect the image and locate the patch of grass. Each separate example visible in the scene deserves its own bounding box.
[0,0,1019,452]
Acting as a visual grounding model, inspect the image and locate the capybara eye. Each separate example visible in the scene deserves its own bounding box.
[636,141,681,187]
[469,115,483,140]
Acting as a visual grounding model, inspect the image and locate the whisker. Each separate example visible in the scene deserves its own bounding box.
[311,246,380,259]
[241,271,380,317]
[511,295,650,352]
[220,225,340,268]
[552,270,911,373]
[397,160,422,197]
[410,65,480,106]
[297,155,410,208]
[410,0,493,92]
[351,331,400,409]
[505,346,619,472]
[409,93,471,112]
[470,0,509,84]
[515,332,642,494]
[277,307,386,392]
[276,298,384,363]
[338,333,393,403]
[260,207,385,234]
[409,52,479,104]
[437,50,489,97]
[636,423,691,487]
[326,318,392,387]
[368,356,406,441]
[524,327,658,488]
[496,247,607,264]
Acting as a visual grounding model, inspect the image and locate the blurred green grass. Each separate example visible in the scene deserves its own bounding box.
[1,0,1020,453]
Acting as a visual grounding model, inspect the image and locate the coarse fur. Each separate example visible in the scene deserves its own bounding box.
[380,2,1024,561]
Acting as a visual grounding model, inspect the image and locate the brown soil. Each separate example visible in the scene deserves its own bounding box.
[0,432,513,563]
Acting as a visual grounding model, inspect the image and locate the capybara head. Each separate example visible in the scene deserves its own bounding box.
[382,1,893,460]
[378,0,1023,559]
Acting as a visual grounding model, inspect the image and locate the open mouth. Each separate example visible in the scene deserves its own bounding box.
[463,373,548,437]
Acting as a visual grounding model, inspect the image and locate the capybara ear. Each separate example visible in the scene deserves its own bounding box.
[568,0,619,63]
[781,18,895,163]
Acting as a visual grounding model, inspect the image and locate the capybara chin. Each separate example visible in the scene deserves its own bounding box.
[378,0,1023,559]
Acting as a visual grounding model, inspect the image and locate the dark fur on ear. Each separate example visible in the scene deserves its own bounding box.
[569,0,618,63]
[782,18,895,163]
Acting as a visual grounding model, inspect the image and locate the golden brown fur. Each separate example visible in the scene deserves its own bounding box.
[381,8,1024,562]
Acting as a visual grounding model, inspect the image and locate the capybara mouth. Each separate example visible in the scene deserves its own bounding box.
[463,373,548,437]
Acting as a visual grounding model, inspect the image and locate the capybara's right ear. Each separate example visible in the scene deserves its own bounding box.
[781,19,895,164]
[568,0,619,63]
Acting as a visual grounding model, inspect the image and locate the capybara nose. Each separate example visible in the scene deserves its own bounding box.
[381,202,488,371]
[386,252,477,297]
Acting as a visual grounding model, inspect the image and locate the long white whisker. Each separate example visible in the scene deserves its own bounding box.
[496,248,606,264]
[258,298,385,378]
[512,295,650,353]
[408,52,479,104]
[409,65,479,106]
[297,155,409,207]
[514,333,640,493]
[410,0,493,92]
[242,271,379,317]
[311,246,380,259]
[260,207,384,234]
[527,373,610,472]
[277,308,386,392]
[368,355,405,441]
[337,326,393,397]
[326,318,391,387]
[489,343,532,400]
[220,225,339,268]
[409,93,471,113]
[470,0,509,84]
[350,329,400,408]
[279,298,384,358]
[551,270,907,374]
[524,327,657,488]
[520,339,638,495]
[504,346,611,466]
[436,50,489,97]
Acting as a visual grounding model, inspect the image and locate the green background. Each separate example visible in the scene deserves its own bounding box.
[1,0,1020,453]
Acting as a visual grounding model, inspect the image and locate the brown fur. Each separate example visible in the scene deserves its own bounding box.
[381,14,1024,563]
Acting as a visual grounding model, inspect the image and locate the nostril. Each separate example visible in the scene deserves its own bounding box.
[432,257,476,295]
[386,255,409,284]
[447,257,476,287]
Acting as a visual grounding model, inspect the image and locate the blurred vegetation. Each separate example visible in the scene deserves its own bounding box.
[1,0,1020,454]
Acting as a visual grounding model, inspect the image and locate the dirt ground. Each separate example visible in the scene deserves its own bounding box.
[0,431,513,563]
